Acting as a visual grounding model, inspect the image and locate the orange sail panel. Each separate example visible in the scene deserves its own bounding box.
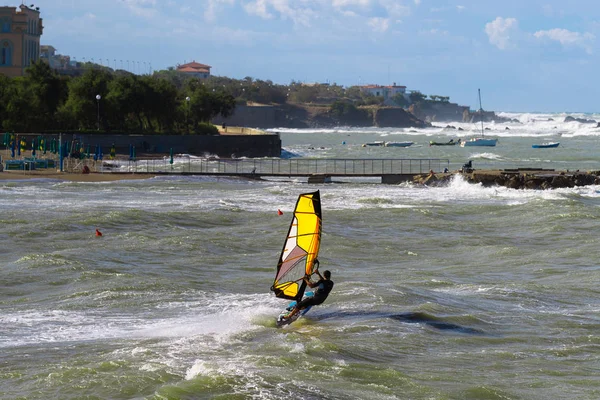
[271,191,322,301]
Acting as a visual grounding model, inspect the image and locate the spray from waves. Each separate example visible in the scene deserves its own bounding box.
[268,127,398,134]
[423,112,600,138]
[1,291,279,348]
[414,174,565,205]
[465,151,504,161]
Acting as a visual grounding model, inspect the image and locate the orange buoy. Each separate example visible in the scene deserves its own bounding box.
[95,229,103,237]
[277,209,283,216]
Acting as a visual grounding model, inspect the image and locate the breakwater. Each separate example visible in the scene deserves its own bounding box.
[414,168,600,189]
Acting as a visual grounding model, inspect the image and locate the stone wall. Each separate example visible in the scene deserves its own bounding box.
[12,133,282,158]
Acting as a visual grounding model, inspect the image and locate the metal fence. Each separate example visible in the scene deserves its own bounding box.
[90,157,450,177]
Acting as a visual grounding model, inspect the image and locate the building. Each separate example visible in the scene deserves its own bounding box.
[0,4,43,77]
[40,45,72,70]
[359,83,407,100]
[176,61,211,78]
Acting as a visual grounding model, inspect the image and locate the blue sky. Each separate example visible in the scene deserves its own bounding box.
[38,0,600,113]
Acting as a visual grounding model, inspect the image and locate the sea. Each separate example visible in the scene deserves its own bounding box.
[1,112,600,400]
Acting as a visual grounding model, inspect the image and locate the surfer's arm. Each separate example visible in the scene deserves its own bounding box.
[304,276,318,288]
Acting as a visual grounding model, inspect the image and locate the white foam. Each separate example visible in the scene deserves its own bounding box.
[0,292,281,349]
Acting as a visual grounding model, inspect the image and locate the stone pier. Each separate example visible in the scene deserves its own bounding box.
[413,168,600,189]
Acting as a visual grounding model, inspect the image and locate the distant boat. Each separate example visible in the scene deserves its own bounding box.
[461,137,498,147]
[362,141,385,147]
[460,89,497,147]
[384,141,413,147]
[430,139,459,146]
[532,142,559,148]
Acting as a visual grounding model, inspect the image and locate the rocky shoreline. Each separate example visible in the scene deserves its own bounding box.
[414,168,600,189]
[214,101,524,129]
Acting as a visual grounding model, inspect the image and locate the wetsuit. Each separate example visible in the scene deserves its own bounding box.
[296,278,334,309]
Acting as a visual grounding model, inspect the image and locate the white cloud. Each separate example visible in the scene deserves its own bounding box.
[485,17,519,50]
[120,0,158,18]
[205,0,235,22]
[380,0,411,18]
[420,28,448,36]
[414,0,421,5]
[367,17,390,33]
[332,0,371,7]
[241,0,316,26]
[534,28,595,54]
[340,10,358,17]
[244,0,274,19]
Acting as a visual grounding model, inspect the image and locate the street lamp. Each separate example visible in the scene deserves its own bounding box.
[185,96,190,133]
[96,94,101,131]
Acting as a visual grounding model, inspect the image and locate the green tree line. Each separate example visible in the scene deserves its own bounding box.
[0,61,236,134]
[0,61,454,133]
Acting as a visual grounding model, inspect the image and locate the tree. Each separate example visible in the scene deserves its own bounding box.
[391,93,409,107]
[58,67,114,130]
[25,61,66,129]
[105,73,146,131]
[409,90,427,104]
[184,82,235,133]
[2,77,35,131]
[329,100,370,123]
[145,77,179,132]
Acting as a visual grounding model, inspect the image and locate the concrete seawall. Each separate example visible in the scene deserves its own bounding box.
[9,131,282,158]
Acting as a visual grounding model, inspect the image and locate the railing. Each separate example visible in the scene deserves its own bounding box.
[94,158,450,176]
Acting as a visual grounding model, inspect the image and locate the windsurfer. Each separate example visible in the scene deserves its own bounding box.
[284,266,334,320]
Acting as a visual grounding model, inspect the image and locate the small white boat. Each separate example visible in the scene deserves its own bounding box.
[362,141,385,147]
[384,141,413,147]
[532,142,559,148]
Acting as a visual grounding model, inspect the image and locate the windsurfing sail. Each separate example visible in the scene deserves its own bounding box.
[271,191,322,301]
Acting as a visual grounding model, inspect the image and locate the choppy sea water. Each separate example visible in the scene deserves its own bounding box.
[2,113,600,399]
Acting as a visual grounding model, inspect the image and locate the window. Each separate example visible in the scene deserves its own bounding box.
[1,20,10,33]
[0,41,12,66]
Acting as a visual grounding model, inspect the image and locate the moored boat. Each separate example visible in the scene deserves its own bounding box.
[532,142,559,148]
[460,89,497,147]
[461,137,498,147]
[384,141,413,147]
[362,141,385,147]
[429,139,459,146]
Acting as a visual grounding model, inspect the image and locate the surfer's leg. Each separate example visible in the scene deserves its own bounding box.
[292,297,318,315]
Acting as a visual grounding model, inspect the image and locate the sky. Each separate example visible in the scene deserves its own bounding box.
[35,0,600,113]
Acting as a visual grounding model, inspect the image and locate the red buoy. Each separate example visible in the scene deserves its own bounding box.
[277,209,283,216]
[95,229,103,237]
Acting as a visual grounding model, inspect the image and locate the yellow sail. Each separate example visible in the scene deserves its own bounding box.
[271,191,322,301]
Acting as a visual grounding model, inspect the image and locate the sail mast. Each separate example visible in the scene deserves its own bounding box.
[478,88,484,137]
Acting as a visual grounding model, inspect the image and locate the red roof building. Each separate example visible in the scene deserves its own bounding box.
[176,60,211,78]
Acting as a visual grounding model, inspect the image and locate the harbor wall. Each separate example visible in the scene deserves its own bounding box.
[6,132,282,158]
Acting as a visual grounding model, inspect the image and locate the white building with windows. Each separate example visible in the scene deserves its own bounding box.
[359,83,406,99]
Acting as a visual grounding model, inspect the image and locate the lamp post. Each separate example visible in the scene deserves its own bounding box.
[185,96,190,134]
[96,94,101,131]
